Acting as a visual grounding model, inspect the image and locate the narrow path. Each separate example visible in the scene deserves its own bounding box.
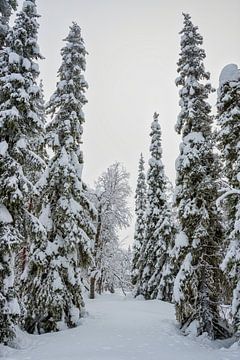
[2,293,240,360]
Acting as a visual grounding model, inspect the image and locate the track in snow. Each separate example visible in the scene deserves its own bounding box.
[2,292,240,360]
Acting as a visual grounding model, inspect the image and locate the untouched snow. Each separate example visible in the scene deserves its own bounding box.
[1,293,240,360]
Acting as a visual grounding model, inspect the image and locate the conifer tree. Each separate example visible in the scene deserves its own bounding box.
[136,113,175,300]
[29,79,47,184]
[131,153,147,288]
[0,158,21,344]
[0,0,17,48]
[173,13,229,339]
[22,23,96,334]
[217,64,240,337]
[0,0,44,344]
[0,0,45,187]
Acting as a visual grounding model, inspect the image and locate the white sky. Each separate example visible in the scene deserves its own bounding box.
[19,0,240,247]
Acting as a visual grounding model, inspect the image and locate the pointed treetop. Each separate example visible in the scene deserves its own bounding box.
[181,13,193,25]
[9,0,42,60]
[139,152,144,164]
[138,153,145,174]
[65,21,82,42]
[175,13,213,136]
[177,12,206,69]
[151,112,160,129]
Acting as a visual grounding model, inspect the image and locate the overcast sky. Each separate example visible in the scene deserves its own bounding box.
[18,0,240,246]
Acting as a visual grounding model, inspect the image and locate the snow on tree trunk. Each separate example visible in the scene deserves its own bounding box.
[173,13,229,339]
[217,63,240,337]
[22,22,97,334]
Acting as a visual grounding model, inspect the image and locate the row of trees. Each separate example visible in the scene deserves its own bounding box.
[132,13,240,341]
[0,0,131,346]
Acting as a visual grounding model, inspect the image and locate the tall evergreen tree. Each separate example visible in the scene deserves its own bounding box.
[136,113,175,300]
[22,23,96,334]
[0,0,45,189]
[29,79,47,184]
[173,13,229,339]
[0,0,44,344]
[0,0,17,48]
[131,153,147,288]
[217,64,240,337]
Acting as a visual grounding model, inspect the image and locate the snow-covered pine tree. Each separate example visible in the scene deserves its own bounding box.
[29,79,47,184]
[173,13,229,339]
[0,156,22,345]
[22,22,96,334]
[136,113,175,300]
[0,0,45,344]
[217,64,240,337]
[131,153,147,288]
[0,0,45,192]
[0,0,17,48]
[5,0,46,283]
[156,180,179,302]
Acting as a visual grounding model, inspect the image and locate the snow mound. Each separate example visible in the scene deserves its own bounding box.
[219,64,240,86]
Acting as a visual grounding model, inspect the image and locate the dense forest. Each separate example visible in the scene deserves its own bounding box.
[0,1,239,356]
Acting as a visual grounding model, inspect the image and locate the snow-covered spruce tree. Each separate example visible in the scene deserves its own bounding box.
[156,180,179,302]
[0,152,22,345]
[29,79,47,184]
[0,0,45,344]
[5,0,46,281]
[217,64,240,336]
[131,153,147,288]
[173,13,229,339]
[0,0,45,195]
[136,113,176,300]
[0,0,17,48]
[88,163,131,299]
[22,22,96,334]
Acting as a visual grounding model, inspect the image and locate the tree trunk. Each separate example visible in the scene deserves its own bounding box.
[89,276,96,299]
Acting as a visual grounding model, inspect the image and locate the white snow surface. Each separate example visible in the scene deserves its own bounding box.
[1,292,239,360]
[219,64,240,87]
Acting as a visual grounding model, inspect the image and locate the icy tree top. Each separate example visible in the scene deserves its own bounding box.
[46,22,88,152]
[147,112,166,204]
[149,112,163,161]
[9,0,41,60]
[175,13,213,137]
[135,153,147,214]
[176,13,209,85]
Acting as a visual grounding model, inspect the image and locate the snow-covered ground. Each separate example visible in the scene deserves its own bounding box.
[1,292,240,360]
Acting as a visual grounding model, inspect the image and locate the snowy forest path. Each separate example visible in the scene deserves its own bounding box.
[3,293,240,360]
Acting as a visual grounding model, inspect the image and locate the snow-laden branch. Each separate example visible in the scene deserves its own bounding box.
[216,189,240,207]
